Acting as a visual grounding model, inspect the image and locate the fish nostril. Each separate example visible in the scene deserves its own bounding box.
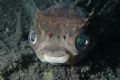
[63,35,66,40]
[47,32,53,38]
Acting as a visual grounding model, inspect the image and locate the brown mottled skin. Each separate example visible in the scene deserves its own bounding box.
[26,1,91,65]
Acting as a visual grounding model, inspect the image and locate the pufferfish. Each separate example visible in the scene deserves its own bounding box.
[23,0,93,65]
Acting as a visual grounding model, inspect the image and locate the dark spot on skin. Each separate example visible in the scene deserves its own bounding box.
[48,32,53,38]
[63,35,66,40]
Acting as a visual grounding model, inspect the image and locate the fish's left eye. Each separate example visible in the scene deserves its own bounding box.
[29,30,37,44]
[75,30,89,51]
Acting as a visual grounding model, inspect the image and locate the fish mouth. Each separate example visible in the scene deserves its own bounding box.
[36,46,70,64]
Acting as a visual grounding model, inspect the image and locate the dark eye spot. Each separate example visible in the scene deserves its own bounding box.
[75,30,89,51]
[29,30,37,44]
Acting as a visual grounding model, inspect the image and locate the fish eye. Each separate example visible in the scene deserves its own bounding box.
[75,30,89,51]
[29,30,37,44]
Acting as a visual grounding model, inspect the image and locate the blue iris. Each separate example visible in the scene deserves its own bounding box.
[75,31,89,51]
[29,31,37,44]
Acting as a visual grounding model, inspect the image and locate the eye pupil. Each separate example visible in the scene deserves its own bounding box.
[75,31,89,51]
[31,32,36,41]
[76,36,86,47]
[29,31,37,44]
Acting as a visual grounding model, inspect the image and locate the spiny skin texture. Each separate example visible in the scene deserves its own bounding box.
[28,2,91,65]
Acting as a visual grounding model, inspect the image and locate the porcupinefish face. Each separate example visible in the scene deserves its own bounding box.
[28,4,91,65]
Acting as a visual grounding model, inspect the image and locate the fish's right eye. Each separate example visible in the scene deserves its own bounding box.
[29,30,37,44]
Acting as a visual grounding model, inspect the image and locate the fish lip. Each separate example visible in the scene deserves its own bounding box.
[36,46,70,64]
[42,52,70,64]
